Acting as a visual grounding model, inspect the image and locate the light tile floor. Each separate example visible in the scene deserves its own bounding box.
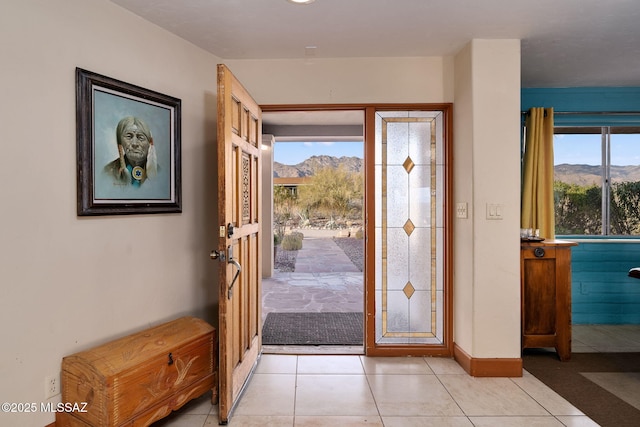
[153,325,640,426]
[154,232,640,426]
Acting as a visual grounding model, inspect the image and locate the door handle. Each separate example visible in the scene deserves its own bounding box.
[227,259,242,299]
[210,246,241,298]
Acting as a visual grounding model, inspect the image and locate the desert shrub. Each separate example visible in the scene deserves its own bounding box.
[281,233,303,251]
[289,231,304,240]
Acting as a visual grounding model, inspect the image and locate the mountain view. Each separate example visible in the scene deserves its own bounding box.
[554,164,640,185]
[275,156,640,184]
[273,155,363,178]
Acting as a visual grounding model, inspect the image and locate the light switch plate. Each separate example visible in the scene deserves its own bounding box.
[486,203,504,220]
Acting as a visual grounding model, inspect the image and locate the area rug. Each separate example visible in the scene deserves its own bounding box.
[522,350,640,427]
[262,312,363,345]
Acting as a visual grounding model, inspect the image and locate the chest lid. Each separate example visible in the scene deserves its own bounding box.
[62,316,214,377]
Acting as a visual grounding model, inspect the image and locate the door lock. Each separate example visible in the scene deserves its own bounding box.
[210,249,226,261]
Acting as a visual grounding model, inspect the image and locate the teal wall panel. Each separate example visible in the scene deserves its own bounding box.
[521,87,640,126]
[522,87,640,112]
[570,240,640,324]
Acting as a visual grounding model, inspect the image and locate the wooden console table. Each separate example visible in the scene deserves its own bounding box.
[521,239,577,361]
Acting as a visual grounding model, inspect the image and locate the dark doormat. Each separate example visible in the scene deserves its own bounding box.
[262,312,363,345]
[522,350,640,427]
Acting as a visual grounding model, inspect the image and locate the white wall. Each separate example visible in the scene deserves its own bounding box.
[0,1,220,425]
[225,57,453,104]
[262,134,275,277]
[453,43,476,352]
[453,40,522,358]
[229,47,521,360]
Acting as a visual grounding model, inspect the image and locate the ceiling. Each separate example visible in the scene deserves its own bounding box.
[109,0,640,131]
[111,0,640,89]
[262,110,364,139]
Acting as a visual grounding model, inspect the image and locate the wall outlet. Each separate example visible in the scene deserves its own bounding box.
[45,373,60,399]
[456,202,468,219]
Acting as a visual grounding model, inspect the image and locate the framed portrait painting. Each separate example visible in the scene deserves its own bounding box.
[76,68,181,215]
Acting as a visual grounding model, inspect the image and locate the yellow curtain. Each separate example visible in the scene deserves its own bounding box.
[521,107,555,239]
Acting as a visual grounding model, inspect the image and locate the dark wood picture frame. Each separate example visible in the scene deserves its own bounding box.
[76,68,181,215]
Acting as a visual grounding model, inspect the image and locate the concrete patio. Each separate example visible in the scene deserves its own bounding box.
[261,230,364,352]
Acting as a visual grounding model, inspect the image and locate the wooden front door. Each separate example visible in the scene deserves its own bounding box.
[214,64,262,424]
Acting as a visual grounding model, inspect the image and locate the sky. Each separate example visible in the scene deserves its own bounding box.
[553,134,639,166]
[274,141,363,165]
[274,136,639,166]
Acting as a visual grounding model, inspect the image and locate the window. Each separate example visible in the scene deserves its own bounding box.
[554,126,640,236]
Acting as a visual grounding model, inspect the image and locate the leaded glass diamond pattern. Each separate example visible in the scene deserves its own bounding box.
[403,156,415,173]
[403,219,415,236]
[403,282,415,299]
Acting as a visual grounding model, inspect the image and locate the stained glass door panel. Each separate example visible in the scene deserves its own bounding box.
[374,110,445,346]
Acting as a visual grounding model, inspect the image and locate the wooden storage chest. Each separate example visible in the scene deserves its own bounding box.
[57,316,217,426]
